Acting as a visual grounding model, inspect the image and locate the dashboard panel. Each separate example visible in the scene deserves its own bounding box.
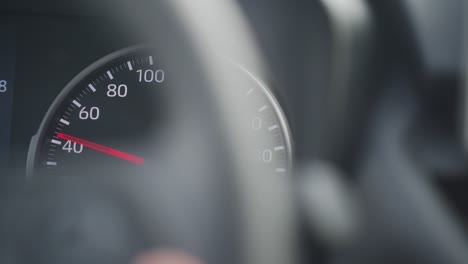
[3,1,468,264]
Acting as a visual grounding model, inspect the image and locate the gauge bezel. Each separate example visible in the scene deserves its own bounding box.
[231,62,294,174]
[26,45,294,177]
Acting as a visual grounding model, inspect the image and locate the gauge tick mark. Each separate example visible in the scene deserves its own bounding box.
[268,125,279,131]
[59,119,70,126]
[107,71,114,80]
[88,84,96,92]
[72,100,81,108]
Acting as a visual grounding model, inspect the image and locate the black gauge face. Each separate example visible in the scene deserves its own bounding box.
[28,46,292,178]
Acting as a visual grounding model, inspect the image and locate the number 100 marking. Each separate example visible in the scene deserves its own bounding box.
[137,69,165,83]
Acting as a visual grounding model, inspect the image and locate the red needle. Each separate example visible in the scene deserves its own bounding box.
[56,132,145,165]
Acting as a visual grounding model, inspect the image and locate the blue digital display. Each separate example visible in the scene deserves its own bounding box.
[0,25,16,167]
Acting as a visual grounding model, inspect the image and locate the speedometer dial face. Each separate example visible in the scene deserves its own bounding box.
[27,46,292,178]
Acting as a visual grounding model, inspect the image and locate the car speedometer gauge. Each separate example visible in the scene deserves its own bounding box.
[27,46,292,178]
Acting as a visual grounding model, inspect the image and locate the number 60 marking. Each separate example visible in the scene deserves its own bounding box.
[79,106,100,120]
